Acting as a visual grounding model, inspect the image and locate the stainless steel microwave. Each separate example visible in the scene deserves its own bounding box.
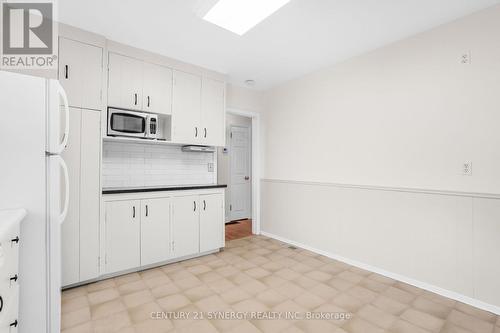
[107,108,158,139]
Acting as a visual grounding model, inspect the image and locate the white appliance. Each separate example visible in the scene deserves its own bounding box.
[107,107,158,139]
[0,71,70,333]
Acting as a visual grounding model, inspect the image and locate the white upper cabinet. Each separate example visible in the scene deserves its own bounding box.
[107,51,225,146]
[58,38,103,110]
[143,62,173,115]
[201,78,225,147]
[108,53,143,111]
[172,70,202,144]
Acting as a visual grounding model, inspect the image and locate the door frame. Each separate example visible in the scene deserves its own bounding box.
[226,108,261,235]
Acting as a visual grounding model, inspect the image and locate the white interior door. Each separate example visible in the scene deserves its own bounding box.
[230,126,251,221]
[141,198,171,266]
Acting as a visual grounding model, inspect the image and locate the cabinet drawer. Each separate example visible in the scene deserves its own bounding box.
[0,284,19,332]
[0,235,20,279]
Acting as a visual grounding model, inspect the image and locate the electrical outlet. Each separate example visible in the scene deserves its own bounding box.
[462,161,472,176]
[208,163,214,172]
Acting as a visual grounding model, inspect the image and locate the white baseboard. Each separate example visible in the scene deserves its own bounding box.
[260,231,500,315]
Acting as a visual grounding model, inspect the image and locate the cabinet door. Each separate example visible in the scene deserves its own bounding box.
[108,53,143,110]
[58,38,82,108]
[141,198,171,266]
[172,196,200,258]
[105,200,141,274]
[58,38,103,110]
[201,78,225,146]
[80,43,103,110]
[172,70,201,144]
[200,194,224,252]
[79,110,100,281]
[61,108,81,286]
[143,62,172,115]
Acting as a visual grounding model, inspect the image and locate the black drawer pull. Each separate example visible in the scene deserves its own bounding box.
[11,236,19,244]
[0,296,3,312]
[10,320,18,327]
[10,274,18,282]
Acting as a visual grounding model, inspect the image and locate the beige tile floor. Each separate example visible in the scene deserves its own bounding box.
[62,235,500,333]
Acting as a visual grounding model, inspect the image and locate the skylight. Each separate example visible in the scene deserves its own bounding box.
[203,0,290,36]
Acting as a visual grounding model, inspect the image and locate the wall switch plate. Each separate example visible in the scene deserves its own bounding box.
[462,161,472,176]
[461,52,471,65]
[208,163,214,172]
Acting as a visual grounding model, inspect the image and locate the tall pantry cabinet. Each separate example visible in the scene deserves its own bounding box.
[59,37,103,286]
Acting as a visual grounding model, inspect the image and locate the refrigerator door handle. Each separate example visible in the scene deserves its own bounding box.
[56,82,70,153]
[56,155,70,224]
[48,80,70,154]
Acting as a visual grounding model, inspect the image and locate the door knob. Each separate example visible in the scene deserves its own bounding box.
[244,176,250,180]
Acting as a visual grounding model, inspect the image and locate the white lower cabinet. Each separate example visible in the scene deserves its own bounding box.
[200,194,224,252]
[172,196,200,258]
[105,200,141,274]
[141,198,171,266]
[103,190,224,277]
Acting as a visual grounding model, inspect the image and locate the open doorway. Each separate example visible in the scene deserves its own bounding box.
[218,113,253,240]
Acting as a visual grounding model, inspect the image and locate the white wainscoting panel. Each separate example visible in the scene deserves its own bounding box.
[261,179,500,314]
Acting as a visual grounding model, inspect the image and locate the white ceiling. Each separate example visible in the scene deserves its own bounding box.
[59,0,500,90]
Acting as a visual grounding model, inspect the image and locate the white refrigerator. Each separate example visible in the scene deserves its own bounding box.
[0,70,69,333]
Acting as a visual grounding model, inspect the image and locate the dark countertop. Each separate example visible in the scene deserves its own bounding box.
[102,184,227,195]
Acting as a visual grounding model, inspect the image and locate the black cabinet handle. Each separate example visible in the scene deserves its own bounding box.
[10,274,18,282]
[133,206,136,218]
[147,96,150,107]
[193,201,196,211]
[203,200,206,210]
[204,128,207,138]
[134,93,138,105]
[10,320,18,328]
[145,205,148,217]
[11,236,19,244]
[65,65,68,79]
[0,296,3,312]
[195,127,198,138]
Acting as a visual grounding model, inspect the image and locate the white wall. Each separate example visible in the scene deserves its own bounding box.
[261,4,500,313]
[264,5,500,194]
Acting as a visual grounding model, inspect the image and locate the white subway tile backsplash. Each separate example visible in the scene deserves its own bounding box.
[102,142,216,188]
